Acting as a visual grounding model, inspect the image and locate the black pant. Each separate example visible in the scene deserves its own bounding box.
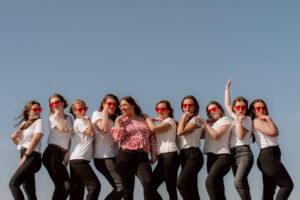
[257,146,293,200]
[231,145,254,200]
[116,149,153,200]
[42,145,71,200]
[94,157,123,200]
[205,153,231,200]
[177,147,203,200]
[9,148,42,200]
[70,159,101,200]
[152,151,180,200]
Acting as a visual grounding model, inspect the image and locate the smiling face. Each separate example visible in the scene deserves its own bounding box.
[49,97,65,113]
[156,102,170,119]
[28,104,42,120]
[103,97,117,115]
[253,101,267,118]
[207,103,222,121]
[120,100,135,117]
[182,98,195,115]
[234,101,247,116]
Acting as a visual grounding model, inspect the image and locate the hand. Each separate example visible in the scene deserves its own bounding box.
[152,117,163,122]
[151,154,157,164]
[18,155,27,168]
[226,77,232,89]
[143,114,150,119]
[195,116,205,124]
[63,154,70,167]
[206,119,214,126]
[237,116,245,123]
[116,114,126,122]
[182,113,193,121]
[258,115,269,121]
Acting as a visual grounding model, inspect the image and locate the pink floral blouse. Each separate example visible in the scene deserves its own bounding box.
[112,117,157,155]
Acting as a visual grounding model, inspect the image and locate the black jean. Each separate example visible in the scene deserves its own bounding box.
[42,145,71,200]
[70,159,101,200]
[116,149,153,200]
[9,148,42,200]
[177,147,203,200]
[94,157,124,200]
[205,153,231,200]
[257,146,293,200]
[152,151,180,200]
[231,145,254,200]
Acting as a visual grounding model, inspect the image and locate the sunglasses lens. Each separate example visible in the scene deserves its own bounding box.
[182,104,187,108]
[212,108,217,112]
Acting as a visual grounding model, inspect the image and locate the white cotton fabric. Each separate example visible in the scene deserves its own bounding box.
[229,113,253,148]
[253,128,279,149]
[70,118,94,161]
[155,117,178,155]
[47,114,73,150]
[203,116,232,154]
[177,116,203,150]
[91,111,119,158]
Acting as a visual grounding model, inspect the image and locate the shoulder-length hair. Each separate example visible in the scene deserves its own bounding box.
[248,99,269,120]
[120,96,142,116]
[155,100,174,118]
[180,95,200,116]
[49,93,68,114]
[15,100,41,130]
[206,101,225,120]
[99,94,121,122]
[232,96,248,114]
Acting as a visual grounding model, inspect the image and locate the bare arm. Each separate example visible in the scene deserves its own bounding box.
[253,116,279,137]
[83,118,95,137]
[11,130,22,145]
[177,115,201,136]
[144,115,172,134]
[94,110,110,133]
[236,116,250,140]
[225,78,234,117]
[205,123,231,140]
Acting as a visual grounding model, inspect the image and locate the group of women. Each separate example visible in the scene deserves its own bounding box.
[9,79,294,200]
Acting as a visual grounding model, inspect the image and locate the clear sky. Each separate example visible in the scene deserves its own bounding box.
[1,1,300,199]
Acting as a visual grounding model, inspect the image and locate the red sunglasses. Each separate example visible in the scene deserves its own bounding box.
[208,107,218,114]
[31,108,43,113]
[106,102,117,108]
[182,104,194,108]
[76,107,88,112]
[49,101,61,108]
[156,107,167,112]
[235,106,247,111]
[255,106,266,112]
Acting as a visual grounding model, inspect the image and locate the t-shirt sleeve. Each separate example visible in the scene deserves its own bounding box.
[48,114,57,129]
[216,117,232,127]
[231,113,237,120]
[91,111,102,124]
[75,119,89,133]
[242,117,252,131]
[189,116,202,126]
[163,118,176,129]
[33,119,45,135]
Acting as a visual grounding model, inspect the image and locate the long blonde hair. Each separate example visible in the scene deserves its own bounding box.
[15,100,41,130]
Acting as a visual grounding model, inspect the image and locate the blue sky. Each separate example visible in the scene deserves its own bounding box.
[1,1,300,199]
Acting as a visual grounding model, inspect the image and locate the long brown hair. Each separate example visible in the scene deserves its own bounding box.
[181,95,200,116]
[49,94,68,114]
[248,99,269,120]
[99,94,121,121]
[155,100,174,118]
[15,100,41,130]
[206,101,225,120]
[120,96,143,116]
[232,96,248,114]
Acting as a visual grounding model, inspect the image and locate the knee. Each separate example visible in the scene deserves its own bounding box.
[205,176,214,191]
[284,179,294,192]
[177,176,188,191]
[88,181,101,194]
[9,177,18,190]
[234,178,243,190]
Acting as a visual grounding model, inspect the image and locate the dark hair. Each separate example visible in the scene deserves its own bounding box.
[155,100,174,118]
[69,99,86,118]
[120,96,142,116]
[15,100,41,130]
[49,94,68,114]
[232,96,248,114]
[181,95,200,116]
[99,94,121,122]
[248,99,269,120]
[206,101,225,120]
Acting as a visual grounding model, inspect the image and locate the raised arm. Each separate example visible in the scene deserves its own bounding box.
[225,78,234,117]
[143,114,172,134]
[253,116,279,137]
[177,114,201,136]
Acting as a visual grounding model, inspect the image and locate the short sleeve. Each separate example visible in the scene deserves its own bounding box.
[163,117,176,129]
[189,116,202,127]
[91,111,102,124]
[215,117,232,127]
[242,117,252,131]
[231,113,237,120]
[33,119,45,135]
[48,114,57,129]
[75,119,89,133]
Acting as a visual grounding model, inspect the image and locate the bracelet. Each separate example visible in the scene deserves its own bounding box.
[225,87,229,90]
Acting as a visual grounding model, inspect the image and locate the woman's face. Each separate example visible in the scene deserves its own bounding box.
[73,103,88,118]
[234,101,247,116]
[182,98,195,115]
[120,100,135,117]
[103,97,117,115]
[253,102,267,118]
[49,97,64,112]
[156,103,170,119]
[28,104,42,120]
[207,104,222,120]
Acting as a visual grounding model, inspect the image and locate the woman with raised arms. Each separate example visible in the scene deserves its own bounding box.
[9,100,45,200]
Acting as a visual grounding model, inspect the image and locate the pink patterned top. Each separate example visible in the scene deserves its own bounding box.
[112,117,157,155]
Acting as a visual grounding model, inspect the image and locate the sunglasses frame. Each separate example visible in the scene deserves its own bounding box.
[208,107,218,114]
[76,107,88,113]
[156,107,167,112]
[255,106,266,112]
[31,108,43,113]
[49,100,61,108]
[182,103,194,109]
[235,105,247,111]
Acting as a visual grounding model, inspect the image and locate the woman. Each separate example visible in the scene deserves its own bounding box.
[9,100,45,200]
[250,99,293,200]
[225,78,254,200]
[144,100,179,200]
[92,94,124,200]
[176,95,204,200]
[69,99,100,200]
[42,94,73,200]
[203,101,232,200]
[112,96,157,200]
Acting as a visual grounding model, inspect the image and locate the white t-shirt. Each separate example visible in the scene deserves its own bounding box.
[229,114,252,148]
[47,114,73,150]
[70,118,94,161]
[203,117,232,154]
[20,119,45,153]
[253,128,279,149]
[91,111,118,159]
[155,117,178,155]
[177,116,203,150]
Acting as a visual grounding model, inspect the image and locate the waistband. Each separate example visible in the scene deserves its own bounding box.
[20,147,41,156]
[261,145,280,152]
[49,143,67,153]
